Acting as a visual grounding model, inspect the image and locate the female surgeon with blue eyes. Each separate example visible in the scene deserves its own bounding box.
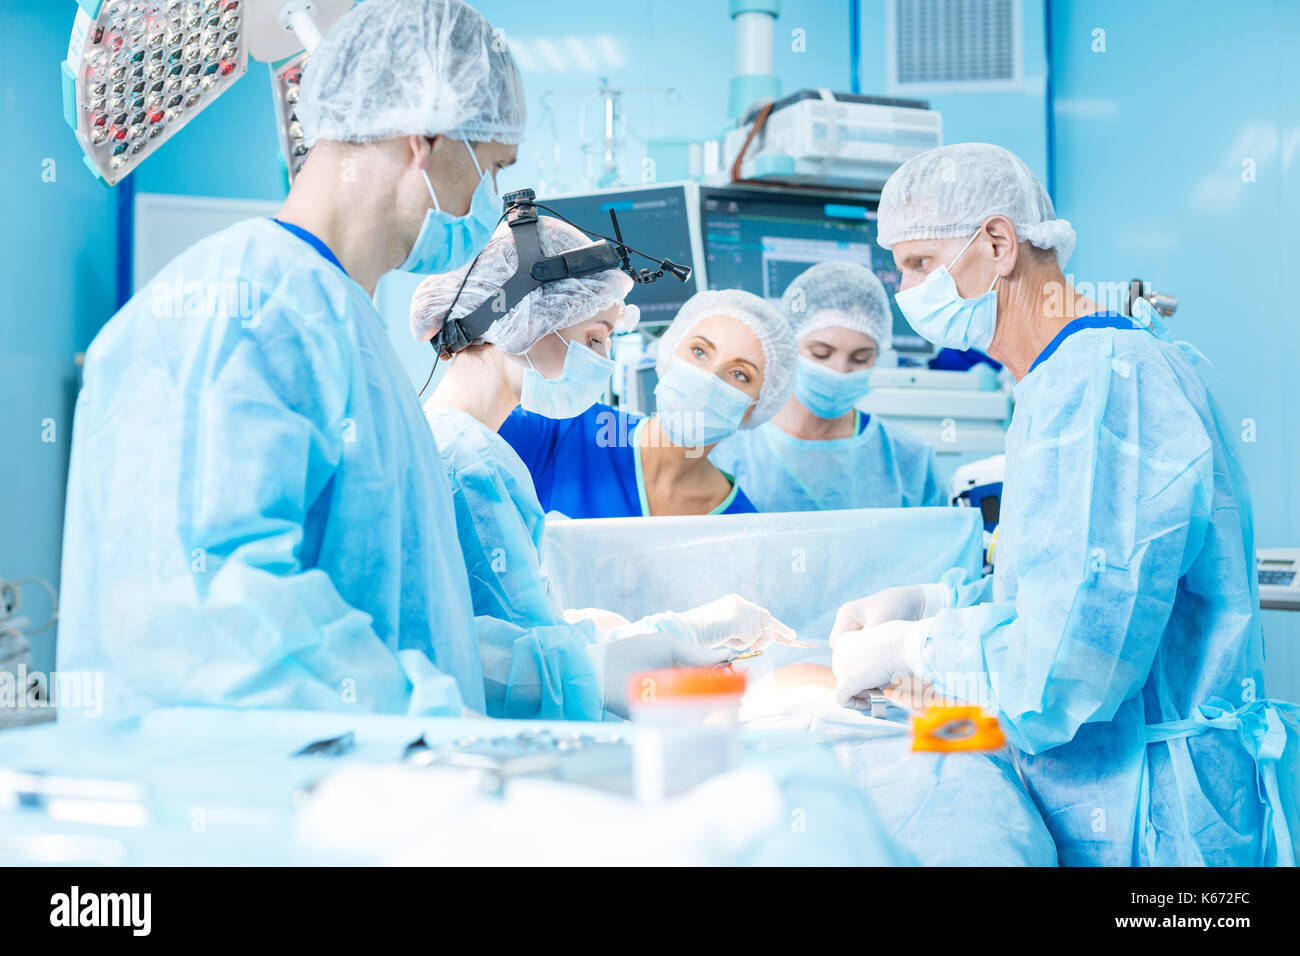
[410,218,802,718]
[498,288,798,518]
[710,262,945,512]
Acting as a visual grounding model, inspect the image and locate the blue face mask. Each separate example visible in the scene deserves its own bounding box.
[653,358,754,447]
[519,333,614,419]
[894,230,999,352]
[794,355,873,419]
[398,138,500,275]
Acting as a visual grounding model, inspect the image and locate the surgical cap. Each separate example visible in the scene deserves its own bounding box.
[877,143,1076,269]
[780,262,893,350]
[298,0,527,148]
[655,290,797,429]
[410,217,637,354]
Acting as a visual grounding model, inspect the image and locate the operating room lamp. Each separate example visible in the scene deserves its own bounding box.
[61,0,355,187]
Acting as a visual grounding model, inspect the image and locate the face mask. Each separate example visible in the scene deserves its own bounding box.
[894,230,999,352]
[398,138,500,275]
[519,333,614,419]
[793,355,873,419]
[653,358,754,447]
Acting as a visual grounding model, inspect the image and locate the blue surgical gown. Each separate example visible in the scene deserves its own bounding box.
[710,412,946,512]
[425,405,601,719]
[57,218,487,717]
[498,403,757,518]
[919,316,1295,866]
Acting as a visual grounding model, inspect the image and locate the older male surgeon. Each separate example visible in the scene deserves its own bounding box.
[829,143,1296,866]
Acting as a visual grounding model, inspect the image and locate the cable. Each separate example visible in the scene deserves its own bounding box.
[417,352,441,400]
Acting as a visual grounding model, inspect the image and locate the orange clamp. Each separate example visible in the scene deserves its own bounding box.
[912,706,1006,752]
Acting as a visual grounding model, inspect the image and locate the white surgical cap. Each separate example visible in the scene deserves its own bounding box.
[299,0,527,148]
[410,217,637,354]
[780,262,893,350]
[877,143,1076,269]
[655,289,797,429]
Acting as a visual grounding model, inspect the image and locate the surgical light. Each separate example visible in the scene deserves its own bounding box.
[62,0,354,188]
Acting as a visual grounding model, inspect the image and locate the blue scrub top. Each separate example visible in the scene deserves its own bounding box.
[498,403,757,518]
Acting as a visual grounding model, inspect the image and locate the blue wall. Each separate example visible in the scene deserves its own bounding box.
[2,0,121,673]
[1049,0,1300,698]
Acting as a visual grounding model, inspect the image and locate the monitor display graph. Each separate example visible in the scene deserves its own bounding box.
[700,187,930,354]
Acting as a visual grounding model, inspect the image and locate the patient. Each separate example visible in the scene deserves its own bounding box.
[498,289,798,518]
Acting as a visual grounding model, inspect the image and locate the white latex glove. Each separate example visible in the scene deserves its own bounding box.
[652,594,805,651]
[829,583,949,646]
[831,618,933,710]
[587,633,732,718]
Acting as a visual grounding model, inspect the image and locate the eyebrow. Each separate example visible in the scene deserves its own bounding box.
[729,357,760,375]
[688,334,715,350]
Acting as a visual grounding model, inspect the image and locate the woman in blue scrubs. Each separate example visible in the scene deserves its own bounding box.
[410,219,801,716]
[710,262,945,512]
[499,289,798,518]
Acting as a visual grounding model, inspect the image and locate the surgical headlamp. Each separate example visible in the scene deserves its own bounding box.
[430,188,693,359]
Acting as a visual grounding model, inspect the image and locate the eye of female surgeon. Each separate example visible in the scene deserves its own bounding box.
[574,319,612,356]
[686,339,741,378]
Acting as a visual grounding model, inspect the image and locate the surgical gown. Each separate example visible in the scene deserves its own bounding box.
[499,404,757,518]
[425,405,601,719]
[710,412,946,512]
[58,218,492,718]
[918,316,1297,866]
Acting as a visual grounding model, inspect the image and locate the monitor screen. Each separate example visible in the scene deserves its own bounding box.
[537,185,699,328]
[699,186,930,354]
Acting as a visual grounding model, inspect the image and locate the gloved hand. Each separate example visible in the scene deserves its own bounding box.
[829,583,949,647]
[831,618,932,710]
[651,594,806,651]
[588,633,732,718]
